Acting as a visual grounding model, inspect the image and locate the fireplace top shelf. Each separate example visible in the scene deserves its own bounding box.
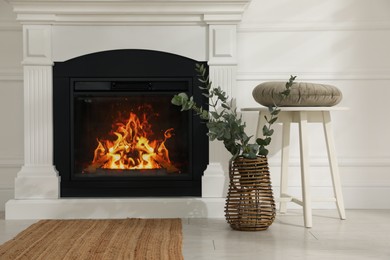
[8,0,251,25]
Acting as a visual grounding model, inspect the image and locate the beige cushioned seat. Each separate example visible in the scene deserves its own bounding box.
[252,82,342,107]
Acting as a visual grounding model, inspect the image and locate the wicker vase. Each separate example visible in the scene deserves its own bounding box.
[225,156,276,231]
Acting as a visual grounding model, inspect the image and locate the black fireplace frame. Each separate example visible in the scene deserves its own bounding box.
[53,49,209,197]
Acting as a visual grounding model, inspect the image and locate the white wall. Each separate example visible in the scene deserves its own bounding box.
[236,0,390,209]
[0,0,23,209]
[0,0,389,210]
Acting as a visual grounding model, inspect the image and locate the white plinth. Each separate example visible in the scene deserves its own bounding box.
[202,163,227,198]
[5,198,226,220]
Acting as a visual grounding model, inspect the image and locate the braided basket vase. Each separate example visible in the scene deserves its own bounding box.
[225,156,276,231]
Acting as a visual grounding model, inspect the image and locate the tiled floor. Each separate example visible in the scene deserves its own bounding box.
[1,210,389,259]
[182,210,390,260]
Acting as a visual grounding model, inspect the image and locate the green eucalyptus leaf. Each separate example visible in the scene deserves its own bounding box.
[262,125,275,136]
[268,117,278,124]
[223,139,239,157]
[201,110,209,120]
[264,137,271,145]
[242,134,251,145]
[223,130,231,140]
[171,96,182,106]
[258,147,269,156]
[221,103,230,109]
[262,125,269,135]
[171,93,188,106]
[271,108,281,116]
[243,143,259,159]
[256,137,271,146]
[256,138,265,145]
[210,111,220,119]
[179,92,189,99]
[267,129,274,136]
[280,90,290,97]
[215,91,227,102]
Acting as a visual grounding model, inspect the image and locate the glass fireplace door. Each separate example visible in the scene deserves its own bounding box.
[72,81,191,180]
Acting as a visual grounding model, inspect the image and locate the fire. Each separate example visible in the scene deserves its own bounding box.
[86,110,178,173]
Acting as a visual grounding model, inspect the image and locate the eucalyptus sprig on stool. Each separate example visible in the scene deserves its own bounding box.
[172,64,296,231]
[172,64,295,159]
[257,75,296,156]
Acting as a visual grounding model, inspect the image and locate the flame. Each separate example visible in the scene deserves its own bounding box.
[87,111,178,173]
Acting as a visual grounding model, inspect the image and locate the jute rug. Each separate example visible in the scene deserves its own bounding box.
[0,218,183,260]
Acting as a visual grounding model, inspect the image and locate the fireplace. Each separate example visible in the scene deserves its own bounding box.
[6,0,250,219]
[53,50,208,197]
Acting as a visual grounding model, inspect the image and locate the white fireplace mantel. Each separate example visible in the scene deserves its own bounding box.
[8,0,250,25]
[5,0,251,219]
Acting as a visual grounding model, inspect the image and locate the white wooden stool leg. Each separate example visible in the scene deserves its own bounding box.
[322,111,346,220]
[298,111,312,228]
[279,115,291,214]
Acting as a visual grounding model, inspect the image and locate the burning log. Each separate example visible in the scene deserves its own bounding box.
[85,111,179,174]
[153,154,179,173]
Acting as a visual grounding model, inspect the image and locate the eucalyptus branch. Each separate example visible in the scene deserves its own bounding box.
[172,64,296,159]
[256,75,297,156]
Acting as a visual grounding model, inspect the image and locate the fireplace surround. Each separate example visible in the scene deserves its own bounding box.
[54,49,208,197]
[6,0,251,219]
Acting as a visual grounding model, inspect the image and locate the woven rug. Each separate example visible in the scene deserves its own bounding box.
[0,218,183,260]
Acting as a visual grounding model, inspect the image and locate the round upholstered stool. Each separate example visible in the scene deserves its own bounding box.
[252,81,342,107]
[246,81,346,227]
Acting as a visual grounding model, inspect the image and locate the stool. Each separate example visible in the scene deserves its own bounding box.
[241,107,347,228]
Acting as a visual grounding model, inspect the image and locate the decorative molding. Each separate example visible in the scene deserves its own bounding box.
[5,69,387,82]
[209,65,237,98]
[208,24,237,65]
[267,156,390,168]
[0,20,22,31]
[8,0,251,25]
[273,187,390,210]
[23,66,54,165]
[23,25,53,65]
[238,21,390,32]
[0,157,23,168]
[267,156,390,188]
[237,70,390,81]
[0,68,23,81]
[338,156,390,168]
[203,14,243,25]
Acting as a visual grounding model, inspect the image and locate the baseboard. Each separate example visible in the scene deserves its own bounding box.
[5,198,226,219]
[5,185,390,219]
[272,186,390,210]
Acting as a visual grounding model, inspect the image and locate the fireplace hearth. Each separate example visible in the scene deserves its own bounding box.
[53,50,209,197]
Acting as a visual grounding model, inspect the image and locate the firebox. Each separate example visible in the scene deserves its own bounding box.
[53,50,209,197]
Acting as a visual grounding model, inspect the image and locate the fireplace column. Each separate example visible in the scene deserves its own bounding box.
[202,22,239,198]
[15,25,60,199]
